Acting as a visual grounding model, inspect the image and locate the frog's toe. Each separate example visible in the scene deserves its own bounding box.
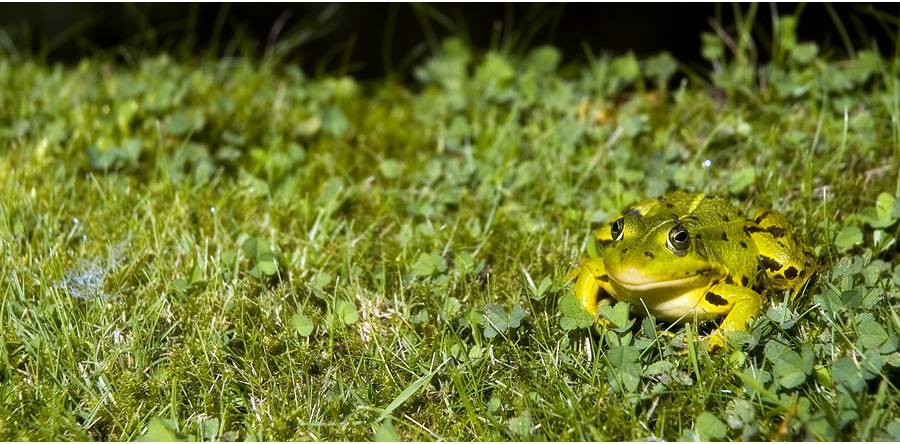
[658,329,677,338]
[705,333,728,353]
[563,262,584,282]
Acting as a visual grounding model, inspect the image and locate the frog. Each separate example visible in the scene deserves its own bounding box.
[567,190,816,351]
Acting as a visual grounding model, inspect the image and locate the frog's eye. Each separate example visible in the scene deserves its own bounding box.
[667,226,690,251]
[610,218,625,241]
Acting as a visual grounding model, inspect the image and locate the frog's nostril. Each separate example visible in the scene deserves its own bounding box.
[644,251,654,258]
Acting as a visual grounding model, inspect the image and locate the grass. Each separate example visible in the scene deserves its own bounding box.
[3,9,900,441]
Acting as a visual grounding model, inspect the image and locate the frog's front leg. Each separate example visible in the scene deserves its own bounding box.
[567,257,617,316]
[698,284,764,352]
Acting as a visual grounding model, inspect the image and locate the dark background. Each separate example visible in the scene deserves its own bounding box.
[0,3,896,80]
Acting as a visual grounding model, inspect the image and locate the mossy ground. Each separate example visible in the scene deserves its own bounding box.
[3,11,900,441]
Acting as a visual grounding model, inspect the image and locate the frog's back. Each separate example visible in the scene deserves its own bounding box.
[670,193,762,285]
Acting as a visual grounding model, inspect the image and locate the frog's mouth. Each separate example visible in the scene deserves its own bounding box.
[611,276,704,293]
[607,268,710,293]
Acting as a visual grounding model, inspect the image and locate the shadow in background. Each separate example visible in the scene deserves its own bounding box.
[0,3,896,79]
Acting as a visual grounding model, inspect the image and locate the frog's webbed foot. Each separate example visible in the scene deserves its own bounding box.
[662,328,729,353]
[705,332,728,353]
[696,284,764,353]
[658,327,727,354]
[563,257,588,282]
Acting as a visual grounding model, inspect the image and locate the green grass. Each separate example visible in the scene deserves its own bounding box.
[3,12,900,441]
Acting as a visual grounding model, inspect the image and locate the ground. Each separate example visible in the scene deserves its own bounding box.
[2,14,900,441]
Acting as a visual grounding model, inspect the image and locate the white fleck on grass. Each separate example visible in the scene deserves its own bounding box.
[57,241,128,300]
[58,257,109,300]
[354,295,396,344]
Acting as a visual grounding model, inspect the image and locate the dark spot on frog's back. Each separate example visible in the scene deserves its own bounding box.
[744,225,766,234]
[666,203,675,209]
[739,240,748,249]
[741,276,749,286]
[644,251,654,258]
[725,275,735,285]
[721,232,729,241]
[705,292,728,306]
[722,214,730,222]
[657,195,666,203]
[767,226,786,238]
[625,207,641,217]
[759,255,783,272]
[784,266,799,280]
[755,210,771,224]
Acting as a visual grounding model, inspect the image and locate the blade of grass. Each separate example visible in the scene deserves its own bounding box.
[376,358,450,423]
[825,3,857,58]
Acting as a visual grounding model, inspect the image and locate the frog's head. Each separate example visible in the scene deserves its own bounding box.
[603,214,718,296]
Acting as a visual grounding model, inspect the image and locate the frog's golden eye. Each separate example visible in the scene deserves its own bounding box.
[610,218,625,241]
[667,226,690,251]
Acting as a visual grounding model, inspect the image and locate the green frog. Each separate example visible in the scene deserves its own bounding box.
[567,191,816,351]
